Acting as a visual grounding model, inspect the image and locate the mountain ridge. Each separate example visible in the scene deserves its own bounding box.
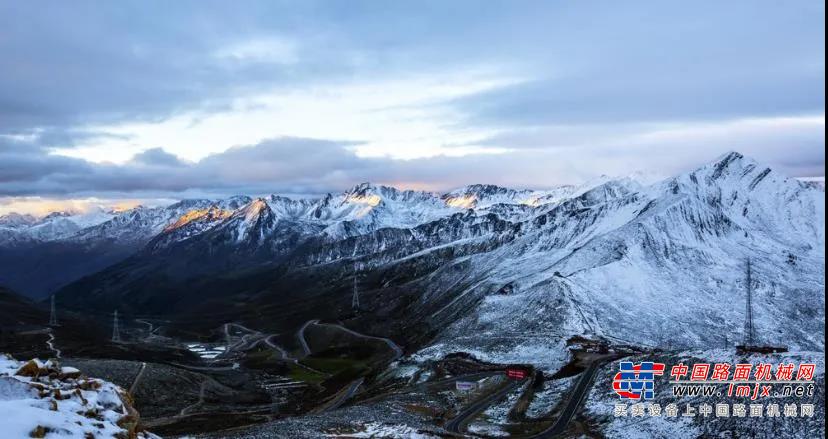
[0,151,823,367]
[36,152,823,369]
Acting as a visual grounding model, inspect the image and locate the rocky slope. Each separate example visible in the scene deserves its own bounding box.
[1,153,823,372]
[0,181,570,299]
[416,152,824,369]
[0,355,159,438]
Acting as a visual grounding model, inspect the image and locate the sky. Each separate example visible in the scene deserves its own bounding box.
[0,1,824,215]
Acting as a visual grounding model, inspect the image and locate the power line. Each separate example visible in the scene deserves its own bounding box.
[352,263,360,312]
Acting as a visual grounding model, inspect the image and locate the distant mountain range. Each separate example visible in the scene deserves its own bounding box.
[0,175,605,299]
[1,152,823,363]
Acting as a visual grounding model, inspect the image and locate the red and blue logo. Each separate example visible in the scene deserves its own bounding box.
[612,361,665,400]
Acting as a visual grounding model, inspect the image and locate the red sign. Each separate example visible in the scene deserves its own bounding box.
[506,368,527,380]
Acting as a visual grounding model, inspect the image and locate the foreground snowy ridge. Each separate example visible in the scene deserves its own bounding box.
[0,355,159,439]
[414,152,825,369]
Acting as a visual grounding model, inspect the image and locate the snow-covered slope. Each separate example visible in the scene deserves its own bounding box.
[0,209,115,244]
[311,183,458,238]
[0,212,38,228]
[415,153,824,370]
[0,180,628,249]
[5,152,825,360]
[442,184,575,209]
[0,355,158,438]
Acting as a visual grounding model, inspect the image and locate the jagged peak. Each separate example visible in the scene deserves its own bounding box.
[0,212,38,227]
[347,182,377,194]
[713,150,745,164]
[442,184,535,209]
[235,198,273,222]
[108,204,144,215]
[268,194,315,205]
[675,151,779,190]
[162,205,233,233]
[445,183,521,196]
[343,182,412,199]
[41,211,74,220]
[701,151,763,175]
[269,194,293,203]
[218,195,254,210]
[708,151,753,177]
[344,181,436,198]
[341,182,401,207]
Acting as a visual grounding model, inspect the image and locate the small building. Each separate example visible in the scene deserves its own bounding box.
[455,377,489,393]
[506,367,528,380]
[455,381,476,392]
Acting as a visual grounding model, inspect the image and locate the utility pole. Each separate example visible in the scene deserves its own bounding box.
[743,259,755,347]
[351,264,360,312]
[49,295,59,326]
[112,310,121,342]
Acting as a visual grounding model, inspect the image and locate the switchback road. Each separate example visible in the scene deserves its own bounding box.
[296,319,319,357]
[314,321,403,360]
[445,377,525,434]
[128,362,147,395]
[530,361,602,438]
[319,378,365,413]
[45,330,61,359]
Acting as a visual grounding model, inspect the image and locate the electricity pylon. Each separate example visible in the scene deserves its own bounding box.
[743,259,755,347]
[112,310,121,342]
[49,295,59,326]
[352,264,360,312]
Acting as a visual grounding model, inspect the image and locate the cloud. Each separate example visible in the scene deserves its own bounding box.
[0,0,823,210]
[1,1,822,133]
[0,115,823,204]
[213,37,299,65]
[130,148,188,167]
[451,71,824,128]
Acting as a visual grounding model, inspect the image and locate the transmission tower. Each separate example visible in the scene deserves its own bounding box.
[743,259,755,347]
[112,310,121,342]
[351,264,360,312]
[49,295,59,326]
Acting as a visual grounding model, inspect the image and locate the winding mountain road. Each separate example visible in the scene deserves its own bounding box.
[445,377,525,434]
[296,319,403,361]
[314,321,403,360]
[529,361,602,438]
[441,359,603,437]
[179,380,207,416]
[314,378,365,413]
[263,335,291,360]
[296,319,319,357]
[45,330,61,359]
[128,362,147,395]
[219,322,326,377]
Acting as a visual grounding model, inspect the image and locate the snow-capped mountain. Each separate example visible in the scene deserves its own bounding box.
[310,183,458,238]
[442,183,572,209]
[417,152,824,369]
[0,212,38,228]
[0,208,116,245]
[0,181,579,249]
[3,152,825,367]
